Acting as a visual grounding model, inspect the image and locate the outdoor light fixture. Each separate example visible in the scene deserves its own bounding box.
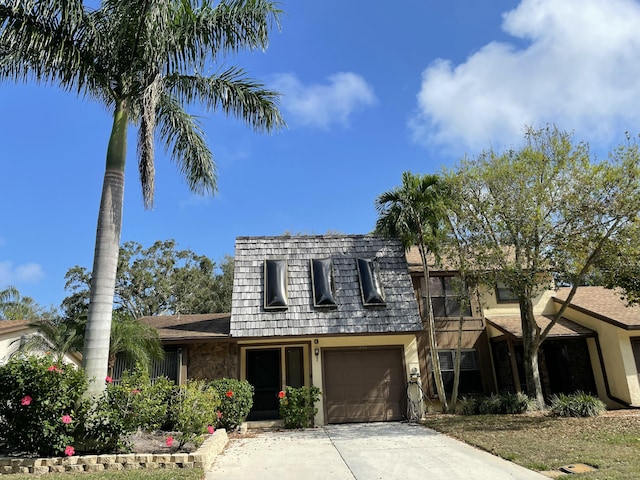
[314,348,320,357]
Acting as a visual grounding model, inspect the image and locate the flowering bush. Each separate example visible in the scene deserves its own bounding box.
[165,380,220,448]
[79,365,175,453]
[0,356,87,456]
[278,386,321,429]
[209,378,254,430]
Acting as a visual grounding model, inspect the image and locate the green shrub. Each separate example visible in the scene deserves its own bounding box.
[209,378,254,430]
[459,396,480,415]
[478,394,503,414]
[167,380,220,448]
[279,386,321,429]
[0,356,88,456]
[550,391,606,418]
[79,366,175,453]
[501,392,531,414]
[461,392,532,415]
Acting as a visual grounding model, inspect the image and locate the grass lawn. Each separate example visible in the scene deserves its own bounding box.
[7,468,205,480]
[424,410,640,480]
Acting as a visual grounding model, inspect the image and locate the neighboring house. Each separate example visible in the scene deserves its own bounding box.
[549,287,640,408]
[0,319,82,366]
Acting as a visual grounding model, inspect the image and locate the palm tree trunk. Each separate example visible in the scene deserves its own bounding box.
[418,242,449,413]
[82,100,128,395]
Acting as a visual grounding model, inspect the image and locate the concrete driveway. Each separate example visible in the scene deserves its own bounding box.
[207,422,549,480]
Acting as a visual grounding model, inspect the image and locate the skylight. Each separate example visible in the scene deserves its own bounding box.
[311,258,337,307]
[264,259,288,309]
[356,258,386,306]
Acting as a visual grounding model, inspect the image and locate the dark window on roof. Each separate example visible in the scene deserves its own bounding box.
[428,275,471,317]
[264,259,288,309]
[357,258,386,306]
[311,258,337,307]
[496,281,519,303]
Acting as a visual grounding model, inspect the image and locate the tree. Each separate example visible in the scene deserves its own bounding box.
[375,172,452,413]
[62,239,234,320]
[11,319,83,365]
[445,126,640,408]
[107,312,164,374]
[1,0,284,393]
[0,285,47,320]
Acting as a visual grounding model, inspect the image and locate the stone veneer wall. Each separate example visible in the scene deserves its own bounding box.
[0,430,227,475]
[188,341,239,380]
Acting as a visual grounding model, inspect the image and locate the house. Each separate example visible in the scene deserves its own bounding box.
[0,319,82,366]
[140,235,640,423]
[548,287,640,408]
[144,234,423,425]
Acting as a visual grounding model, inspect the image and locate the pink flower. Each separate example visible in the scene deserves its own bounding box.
[226,390,234,398]
[131,389,141,394]
[20,395,32,406]
[48,365,61,373]
[278,390,285,399]
[105,376,113,384]
[64,445,75,457]
[207,425,215,434]
[217,410,223,419]
[165,436,174,447]
[61,415,72,424]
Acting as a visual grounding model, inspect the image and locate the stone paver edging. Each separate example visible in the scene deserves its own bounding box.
[0,430,228,475]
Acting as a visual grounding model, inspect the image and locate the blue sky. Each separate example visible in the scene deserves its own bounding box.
[2,0,640,309]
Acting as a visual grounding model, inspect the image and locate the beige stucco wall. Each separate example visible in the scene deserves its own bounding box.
[480,286,555,318]
[237,334,418,426]
[0,329,32,364]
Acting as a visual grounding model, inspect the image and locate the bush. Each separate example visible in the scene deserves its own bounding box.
[550,391,606,417]
[166,380,220,448]
[461,392,532,415]
[79,366,175,453]
[279,386,321,429]
[459,396,480,415]
[209,378,254,430]
[0,356,88,456]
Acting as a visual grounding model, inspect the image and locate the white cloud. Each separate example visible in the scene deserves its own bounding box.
[410,0,640,153]
[272,72,377,129]
[0,261,45,285]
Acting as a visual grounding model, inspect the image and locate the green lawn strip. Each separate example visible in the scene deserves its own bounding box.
[6,468,205,480]
[424,413,640,480]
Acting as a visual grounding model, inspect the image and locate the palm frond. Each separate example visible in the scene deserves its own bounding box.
[157,91,217,197]
[167,0,282,70]
[0,1,112,101]
[165,69,285,132]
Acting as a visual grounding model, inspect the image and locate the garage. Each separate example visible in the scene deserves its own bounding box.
[323,347,406,423]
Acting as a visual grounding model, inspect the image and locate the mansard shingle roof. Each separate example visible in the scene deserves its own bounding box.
[230,235,422,338]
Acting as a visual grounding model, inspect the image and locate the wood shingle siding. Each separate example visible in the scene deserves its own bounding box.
[230,235,422,338]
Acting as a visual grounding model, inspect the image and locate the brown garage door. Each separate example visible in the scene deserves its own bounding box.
[323,348,405,423]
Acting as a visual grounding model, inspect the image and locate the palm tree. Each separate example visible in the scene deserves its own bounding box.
[0,285,43,320]
[1,0,285,393]
[107,312,164,375]
[11,319,83,365]
[375,171,451,413]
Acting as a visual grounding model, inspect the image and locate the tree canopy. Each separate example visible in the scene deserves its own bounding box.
[444,126,640,406]
[62,239,234,321]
